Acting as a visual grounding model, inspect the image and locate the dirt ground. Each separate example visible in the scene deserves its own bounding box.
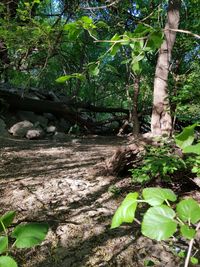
[0,135,191,267]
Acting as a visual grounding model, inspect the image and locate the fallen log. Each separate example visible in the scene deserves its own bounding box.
[0,90,129,133]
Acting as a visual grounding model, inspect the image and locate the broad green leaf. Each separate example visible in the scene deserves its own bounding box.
[176,198,200,224]
[131,61,141,74]
[180,225,196,240]
[0,256,18,267]
[111,33,120,41]
[56,73,85,83]
[11,223,49,248]
[147,31,163,49]
[0,211,16,232]
[111,192,138,229]
[0,237,8,254]
[175,124,197,149]
[142,188,177,206]
[134,24,151,36]
[190,257,199,265]
[183,143,200,155]
[81,16,93,25]
[63,22,82,40]
[110,44,121,56]
[141,205,177,241]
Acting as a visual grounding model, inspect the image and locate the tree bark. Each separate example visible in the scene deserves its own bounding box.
[151,0,181,136]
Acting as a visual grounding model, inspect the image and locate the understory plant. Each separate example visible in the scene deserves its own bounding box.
[111,187,200,267]
[0,211,49,267]
[130,144,186,183]
[130,123,200,184]
[111,124,200,266]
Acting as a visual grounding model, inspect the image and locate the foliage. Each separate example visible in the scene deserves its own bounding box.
[0,0,199,130]
[130,144,186,184]
[0,211,49,267]
[111,187,200,266]
[130,123,200,184]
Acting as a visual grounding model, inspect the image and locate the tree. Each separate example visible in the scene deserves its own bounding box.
[151,0,181,136]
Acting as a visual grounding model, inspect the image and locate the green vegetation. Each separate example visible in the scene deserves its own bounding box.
[0,1,200,266]
[111,187,200,267]
[0,211,49,267]
[0,0,199,133]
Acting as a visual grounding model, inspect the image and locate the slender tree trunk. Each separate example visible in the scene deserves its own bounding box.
[151,0,181,136]
[131,75,140,135]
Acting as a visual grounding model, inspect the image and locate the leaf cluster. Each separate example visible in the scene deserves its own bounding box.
[0,211,49,267]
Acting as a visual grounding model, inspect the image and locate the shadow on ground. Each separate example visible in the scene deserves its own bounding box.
[0,136,182,267]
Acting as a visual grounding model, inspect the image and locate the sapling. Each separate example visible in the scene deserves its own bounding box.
[111,187,200,267]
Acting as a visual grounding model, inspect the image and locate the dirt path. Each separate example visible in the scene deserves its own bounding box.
[0,136,180,267]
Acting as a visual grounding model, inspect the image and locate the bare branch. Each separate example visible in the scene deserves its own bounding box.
[166,28,200,39]
[81,0,120,10]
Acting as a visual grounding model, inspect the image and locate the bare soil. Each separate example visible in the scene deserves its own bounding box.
[0,136,190,267]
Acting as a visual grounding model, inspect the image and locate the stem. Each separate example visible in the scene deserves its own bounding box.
[0,221,9,255]
[184,222,200,267]
[134,218,141,225]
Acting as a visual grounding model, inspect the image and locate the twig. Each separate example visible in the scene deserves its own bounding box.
[81,0,120,10]
[165,28,200,39]
[184,222,200,267]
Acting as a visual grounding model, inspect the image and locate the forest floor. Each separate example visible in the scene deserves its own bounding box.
[0,135,194,267]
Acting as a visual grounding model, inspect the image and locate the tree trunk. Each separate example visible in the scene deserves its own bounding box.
[131,75,140,135]
[151,0,181,136]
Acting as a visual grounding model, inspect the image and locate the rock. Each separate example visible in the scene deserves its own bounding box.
[16,111,48,128]
[0,118,9,137]
[56,118,71,133]
[53,132,67,140]
[43,113,56,121]
[9,120,33,137]
[26,127,45,139]
[46,125,56,134]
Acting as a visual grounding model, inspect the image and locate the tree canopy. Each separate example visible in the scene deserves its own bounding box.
[0,0,199,135]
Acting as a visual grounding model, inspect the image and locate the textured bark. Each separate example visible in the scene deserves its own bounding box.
[151,0,181,136]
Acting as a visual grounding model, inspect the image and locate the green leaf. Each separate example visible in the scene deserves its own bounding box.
[147,31,163,49]
[88,64,100,76]
[142,188,177,206]
[56,73,85,83]
[95,21,108,29]
[111,192,138,229]
[111,33,120,41]
[63,22,82,40]
[175,124,197,149]
[106,64,119,75]
[141,205,177,241]
[180,225,196,239]
[110,44,121,56]
[0,211,16,232]
[0,256,18,267]
[131,61,141,74]
[80,16,93,25]
[183,143,200,155]
[190,256,199,265]
[144,259,155,266]
[176,198,200,224]
[11,223,49,248]
[0,237,8,254]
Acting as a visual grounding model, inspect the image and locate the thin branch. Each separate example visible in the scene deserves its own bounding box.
[166,28,200,39]
[81,0,120,10]
[184,222,200,267]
